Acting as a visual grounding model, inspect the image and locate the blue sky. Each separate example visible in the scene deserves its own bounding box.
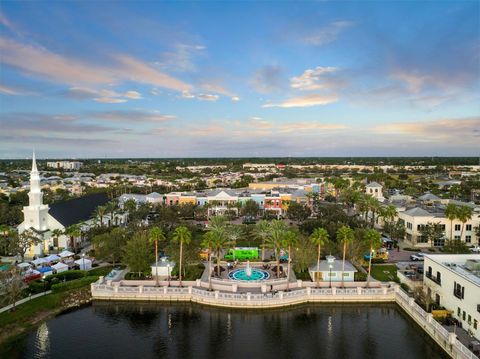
[0,1,479,158]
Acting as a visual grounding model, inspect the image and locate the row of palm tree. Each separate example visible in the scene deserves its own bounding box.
[444,203,474,241]
[309,225,382,287]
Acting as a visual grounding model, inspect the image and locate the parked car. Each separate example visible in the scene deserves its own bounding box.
[469,246,480,253]
[410,253,425,261]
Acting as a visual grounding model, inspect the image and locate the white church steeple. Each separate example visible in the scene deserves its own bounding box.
[28,151,43,207]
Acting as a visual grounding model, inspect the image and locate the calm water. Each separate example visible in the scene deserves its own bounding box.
[6,302,447,359]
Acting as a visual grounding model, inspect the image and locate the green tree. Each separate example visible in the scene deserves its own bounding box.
[287,202,312,222]
[266,220,287,278]
[242,200,259,218]
[0,267,24,310]
[65,224,81,253]
[444,204,458,240]
[93,227,127,266]
[457,205,473,242]
[379,205,397,237]
[282,230,298,291]
[172,226,192,286]
[364,229,382,286]
[94,205,107,227]
[336,225,354,286]
[201,231,216,291]
[309,227,329,287]
[123,231,154,274]
[149,226,166,286]
[9,230,42,261]
[254,220,271,261]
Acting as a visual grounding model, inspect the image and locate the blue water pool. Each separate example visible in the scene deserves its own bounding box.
[228,268,270,281]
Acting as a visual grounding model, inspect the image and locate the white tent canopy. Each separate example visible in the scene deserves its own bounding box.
[31,257,48,266]
[17,262,31,269]
[74,258,92,270]
[59,250,75,258]
[45,254,61,262]
[52,262,69,273]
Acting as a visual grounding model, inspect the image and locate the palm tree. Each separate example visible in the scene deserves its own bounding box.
[66,224,81,253]
[254,220,271,261]
[444,203,458,240]
[208,217,233,276]
[149,226,165,286]
[51,228,63,249]
[282,230,298,291]
[457,205,473,242]
[309,227,329,287]
[364,229,382,286]
[172,226,192,286]
[265,220,287,278]
[379,204,397,239]
[365,196,380,228]
[94,205,107,227]
[336,225,354,287]
[201,231,216,291]
[105,201,118,226]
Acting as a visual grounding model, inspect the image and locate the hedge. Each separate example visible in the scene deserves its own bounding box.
[45,270,87,282]
[28,279,51,294]
[51,276,99,293]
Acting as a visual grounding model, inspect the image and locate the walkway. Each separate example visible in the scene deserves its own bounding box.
[0,290,52,314]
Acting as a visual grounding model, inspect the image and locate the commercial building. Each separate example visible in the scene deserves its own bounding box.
[46,161,82,170]
[423,254,480,340]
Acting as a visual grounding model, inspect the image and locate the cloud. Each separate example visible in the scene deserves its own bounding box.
[181,91,195,99]
[290,66,339,90]
[263,93,339,108]
[91,110,176,122]
[231,96,240,101]
[0,36,192,91]
[0,84,23,95]
[196,93,219,101]
[373,117,480,142]
[279,122,347,133]
[251,65,286,93]
[94,97,127,104]
[159,43,206,72]
[303,21,354,46]
[123,91,142,99]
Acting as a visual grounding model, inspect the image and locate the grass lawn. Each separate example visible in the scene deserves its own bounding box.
[370,264,397,282]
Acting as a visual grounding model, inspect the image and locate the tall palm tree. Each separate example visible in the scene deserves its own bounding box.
[172,226,192,286]
[51,228,63,249]
[282,230,298,291]
[266,220,287,278]
[309,227,329,287]
[149,226,165,286]
[201,231,216,291]
[444,203,458,240]
[105,201,118,226]
[457,205,473,242]
[254,220,271,260]
[94,205,107,227]
[208,218,233,276]
[336,225,354,287]
[379,204,397,239]
[365,196,380,228]
[364,229,382,286]
[66,224,81,253]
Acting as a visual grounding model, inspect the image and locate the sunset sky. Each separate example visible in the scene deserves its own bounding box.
[0,1,479,158]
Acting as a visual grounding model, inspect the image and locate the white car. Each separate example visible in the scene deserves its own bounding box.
[410,253,425,261]
[469,246,480,253]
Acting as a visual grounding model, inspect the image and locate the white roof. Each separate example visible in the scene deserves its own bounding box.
[44,254,61,262]
[52,262,69,270]
[31,258,48,266]
[74,258,92,264]
[59,250,75,258]
[366,182,382,188]
[403,207,432,217]
[17,262,31,268]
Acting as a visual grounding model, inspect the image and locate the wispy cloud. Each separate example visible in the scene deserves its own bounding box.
[263,93,339,108]
[196,93,219,102]
[374,117,480,142]
[290,66,339,90]
[63,87,142,103]
[0,36,192,91]
[158,43,205,72]
[303,21,354,46]
[91,110,176,123]
[251,65,286,93]
[279,122,347,133]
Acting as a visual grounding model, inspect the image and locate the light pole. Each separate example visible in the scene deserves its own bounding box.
[329,264,333,288]
[82,253,85,271]
[167,263,170,287]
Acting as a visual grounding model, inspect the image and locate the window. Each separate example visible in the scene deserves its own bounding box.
[454,282,465,299]
[468,315,471,324]
[466,224,472,231]
[475,320,478,330]
[463,311,466,321]
[436,272,441,284]
[458,307,461,317]
[454,235,461,240]
[466,236,471,243]
[455,224,461,231]
[435,294,440,305]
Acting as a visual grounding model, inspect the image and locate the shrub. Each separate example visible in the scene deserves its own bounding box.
[28,280,50,294]
[400,283,410,292]
[354,272,367,281]
[427,248,436,252]
[88,266,114,277]
[45,270,86,282]
[403,247,419,252]
[51,276,98,293]
[371,258,385,264]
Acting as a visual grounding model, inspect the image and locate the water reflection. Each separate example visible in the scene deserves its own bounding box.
[9,303,448,359]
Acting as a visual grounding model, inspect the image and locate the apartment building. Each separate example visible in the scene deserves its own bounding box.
[423,254,480,340]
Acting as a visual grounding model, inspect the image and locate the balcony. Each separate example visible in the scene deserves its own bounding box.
[425,272,441,285]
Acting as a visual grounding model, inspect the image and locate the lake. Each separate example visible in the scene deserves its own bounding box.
[5,302,447,359]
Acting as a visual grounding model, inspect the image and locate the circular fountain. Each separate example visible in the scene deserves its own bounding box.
[227,260,270,281]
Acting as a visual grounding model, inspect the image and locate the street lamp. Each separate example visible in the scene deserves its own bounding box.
[167,263,170,287]
[82,253,85,271]
[329,264,333,288]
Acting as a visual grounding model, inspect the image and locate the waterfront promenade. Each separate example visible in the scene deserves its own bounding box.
[91,277,477,359]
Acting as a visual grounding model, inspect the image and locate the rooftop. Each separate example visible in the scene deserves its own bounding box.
[425,254,480,287]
